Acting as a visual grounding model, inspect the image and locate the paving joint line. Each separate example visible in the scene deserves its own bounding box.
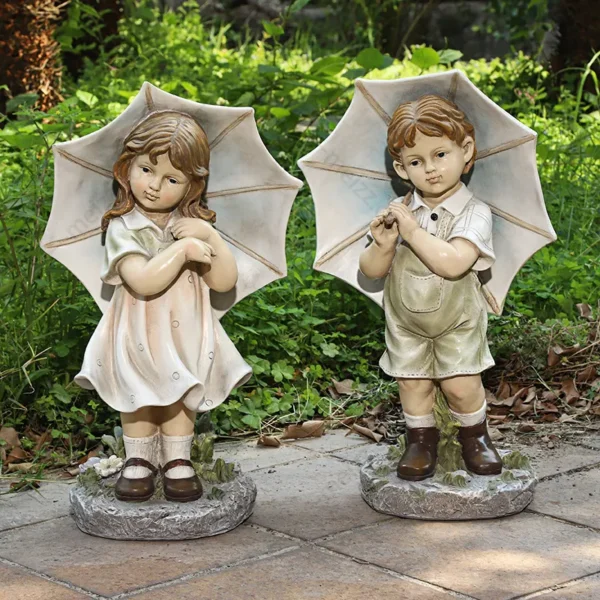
[538,459,600,482]
[246,453,322,474]
[0,513,71,534]
[524,507,600,534]
[313,544,479,599]
[509,568,600,599]
[247,522,475,598]
[292,440,372,454]
[111,545,300,599]
[0,556,107,599]
[248,517,396,546]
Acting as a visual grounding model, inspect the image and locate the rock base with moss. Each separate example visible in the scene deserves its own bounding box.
[69,434,256,540]
[360,445,536,521]
[360,393,536,520]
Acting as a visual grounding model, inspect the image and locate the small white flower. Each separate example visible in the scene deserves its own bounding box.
[93,454,124,478]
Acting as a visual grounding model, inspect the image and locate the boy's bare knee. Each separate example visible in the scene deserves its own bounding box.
[440,376,484,406]
[397,378,436,396]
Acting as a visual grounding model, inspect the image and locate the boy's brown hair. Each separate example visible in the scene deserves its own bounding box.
[102,110,214,231]
[387,94,476,174]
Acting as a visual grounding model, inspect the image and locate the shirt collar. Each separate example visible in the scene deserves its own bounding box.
[121,206,179,235]
[409,183,473,216]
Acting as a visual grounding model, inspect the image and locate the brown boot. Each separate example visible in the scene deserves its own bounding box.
[458,420,502,476]
[115,458,158,502]
[397,427,439,481]
[162,459,203,502]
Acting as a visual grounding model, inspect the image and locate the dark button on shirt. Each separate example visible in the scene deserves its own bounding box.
[430,213,438,221]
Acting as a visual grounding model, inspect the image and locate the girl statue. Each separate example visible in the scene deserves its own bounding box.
[75,110,251,502]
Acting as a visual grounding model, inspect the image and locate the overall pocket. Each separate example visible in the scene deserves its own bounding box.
[400,271,444,313]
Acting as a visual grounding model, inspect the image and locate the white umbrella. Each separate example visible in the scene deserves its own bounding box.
[298,70,556,314]
[42,82,302,317]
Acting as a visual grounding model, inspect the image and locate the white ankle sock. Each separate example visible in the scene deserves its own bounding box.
[161,434,195,479]
[450,402,487,427]
[404,411,436,429]
[122,432,159,478]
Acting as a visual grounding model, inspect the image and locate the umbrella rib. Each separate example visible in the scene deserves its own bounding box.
[209,110,253,150]
[216,229,284,276]
[480,285,501,315]
[145,85,155,111]
[206,183,299,199]
[314,224,370,269]
[448,72,459,102]
[475,135,536,161]
[355,80,392,125]
[301,161,391,181]
[56,149,112,178]
[489,206,554,240]
[45,227,103,249]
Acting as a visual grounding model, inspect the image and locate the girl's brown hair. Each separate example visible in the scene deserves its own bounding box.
[387,94,476,174]
[102,110,214,231]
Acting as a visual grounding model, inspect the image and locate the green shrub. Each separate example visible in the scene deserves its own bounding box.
[1,2,599,463]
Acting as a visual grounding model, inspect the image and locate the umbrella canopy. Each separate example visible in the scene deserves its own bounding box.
[42,82,302,317]
[298,70,556,315]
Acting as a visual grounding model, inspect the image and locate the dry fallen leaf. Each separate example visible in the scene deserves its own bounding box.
[332,379,354,395]
[488,427,504,442]
[6,462,35,473]
[6,447,28,464]
[367,403,385,417]
[576,303,593,320]
[576,365,597,383]
[496,381,512,400]
[0,426,21,450]
[547,344,580,367]
[517,423,536,433]
[281,420,326,440]
[542,390,559,402]
[351,424,383,443]
[257,435,281,448]
[560,378,580,404]
[492,386,527,408]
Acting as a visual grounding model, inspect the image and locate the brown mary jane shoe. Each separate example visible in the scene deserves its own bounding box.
[162,459,203,503]
[397,426,440,481]
[458,420,503,476]
[115,458,158,502]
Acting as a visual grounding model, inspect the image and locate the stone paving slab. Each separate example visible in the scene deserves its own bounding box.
[529,468,600,530]
[0,518,296,597]
[331,442,388,464]
[249,455,391,539]
[0,563,88,600]
[133,546,456,600]
[530,573,600,599]
[320,512,600,600]
[214,440,312,472]
[290,429,371,453]
[510,443,600,480]
[0,482,72,532]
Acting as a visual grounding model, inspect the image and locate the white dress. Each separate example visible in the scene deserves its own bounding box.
[75,208,252,413]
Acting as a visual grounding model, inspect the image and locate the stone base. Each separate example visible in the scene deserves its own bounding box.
[360,450,536,521]
[70,469,257,540]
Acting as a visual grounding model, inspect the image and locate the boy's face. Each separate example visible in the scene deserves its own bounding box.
[393,131,474,199]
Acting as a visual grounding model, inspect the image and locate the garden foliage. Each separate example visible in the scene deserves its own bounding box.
[0,1,599,464]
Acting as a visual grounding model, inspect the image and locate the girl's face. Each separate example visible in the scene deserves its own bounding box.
[393,130,474,199]
[129,153,190,212]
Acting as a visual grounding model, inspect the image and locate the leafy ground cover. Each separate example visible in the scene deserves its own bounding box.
[1,2,599,475]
